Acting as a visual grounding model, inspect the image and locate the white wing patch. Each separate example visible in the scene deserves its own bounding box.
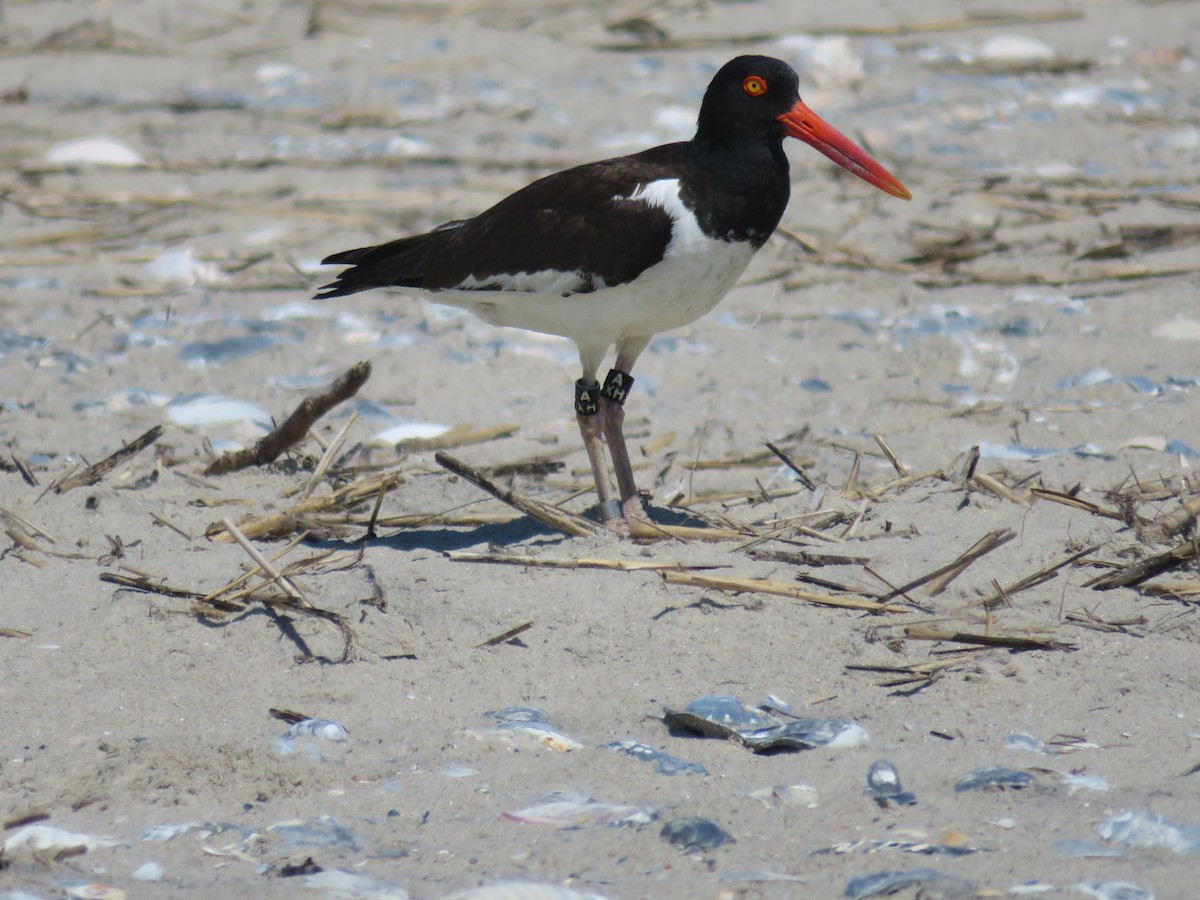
[618,179,711,257]
[456,270,601,295]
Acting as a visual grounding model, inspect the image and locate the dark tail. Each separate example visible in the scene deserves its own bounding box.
[314,221,465,299]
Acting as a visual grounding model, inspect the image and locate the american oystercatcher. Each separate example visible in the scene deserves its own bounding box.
[316,55,910,531]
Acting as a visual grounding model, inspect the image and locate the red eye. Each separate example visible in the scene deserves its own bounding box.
[743,75,767,97]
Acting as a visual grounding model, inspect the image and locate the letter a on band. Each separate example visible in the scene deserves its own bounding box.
[601,369,634,406]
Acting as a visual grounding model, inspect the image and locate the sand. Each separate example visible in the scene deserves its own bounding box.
[2,1,1199,898]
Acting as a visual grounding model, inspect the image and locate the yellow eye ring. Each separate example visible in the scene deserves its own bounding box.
[743,75,767,97]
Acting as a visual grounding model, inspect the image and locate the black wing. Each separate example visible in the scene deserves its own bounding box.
[315,144,688,300]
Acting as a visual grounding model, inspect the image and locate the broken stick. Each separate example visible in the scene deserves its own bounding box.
[435,451,603,537]
[48,425,163,495]
[204,361,371,476]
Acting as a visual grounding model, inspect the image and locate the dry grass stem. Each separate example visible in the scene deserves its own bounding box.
[401,423,520,452]
[661,571,902,612]
[207,467,408,541]
[972,472,1029,505]
[445,551,726,572]
[220,517,309,603]
[877,529,1015,602]
[904,625,1075,651]
[1031,487,1124,520]
[966,545,1100,610]
[300,411,359,500]
[477,622,534,647]
[0,507,59,544]
[628,519,748,542]
[765,441,816,490]
[435,451,602,537]
[873,435,907,478]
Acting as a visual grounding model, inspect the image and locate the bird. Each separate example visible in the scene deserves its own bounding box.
[316,55,910,533]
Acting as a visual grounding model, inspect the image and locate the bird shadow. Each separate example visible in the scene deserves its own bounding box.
[302,503,710,554]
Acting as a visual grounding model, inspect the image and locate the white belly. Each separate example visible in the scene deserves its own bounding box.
[426,239,753,343]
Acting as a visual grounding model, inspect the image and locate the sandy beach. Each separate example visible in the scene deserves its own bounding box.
[2,1,1200,898]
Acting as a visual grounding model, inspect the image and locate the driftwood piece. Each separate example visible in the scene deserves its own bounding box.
[1142,496,1200,544]
[204,361,371,476]
[48,425,163,495]
[1089,541,1200,591]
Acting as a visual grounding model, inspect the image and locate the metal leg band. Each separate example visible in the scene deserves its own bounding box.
[596,498,622,521]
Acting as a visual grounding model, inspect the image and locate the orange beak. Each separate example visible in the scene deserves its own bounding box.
[778,100,911,200]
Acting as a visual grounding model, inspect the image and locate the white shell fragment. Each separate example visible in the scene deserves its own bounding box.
[501,794,655,828]
[1096,809,1200,853]
[143,248,226,287]
[1058,771,1109,794]
[285,718,349,742]
[663,693,867,753]
[955,766,1036,792]
[3,824,121,855]
[602,740,706,775]
[865,759,916,807]
[64,885,126,900]
[979,35,1057,63]
[166,394,272,428]
[845,868,975,900]
[820,837,984,857]
[266,816,361,853]
[303,869,410,899]
[1004,732,1056,755]
[131,862,165,882]
[747,782,819,810]
[138,821,227,842]
[1075,882,1155,900]
[467,707,582,752]
[275,717,349,759]
[47,137,145,167]
[372,421,451,445]
[659,817,735,853]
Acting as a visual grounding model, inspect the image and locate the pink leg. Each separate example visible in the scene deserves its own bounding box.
[600,394,648,523]
[574,377,624,531]
[576,409,623,528]
[600,337,651,524]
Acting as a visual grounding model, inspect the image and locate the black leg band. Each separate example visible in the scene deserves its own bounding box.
[600,369,634,406]
[575,379,600,416]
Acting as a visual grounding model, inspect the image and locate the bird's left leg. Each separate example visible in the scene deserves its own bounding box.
[575,345,624,529]
[600,336,651,523]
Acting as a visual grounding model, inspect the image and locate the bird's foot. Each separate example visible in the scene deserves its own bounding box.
[596,498,629,534]
[596,497,650,535]
[622,495,650,524]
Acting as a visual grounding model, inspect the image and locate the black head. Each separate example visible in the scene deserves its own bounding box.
[695,55,912,199]
[695,56,801,146]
